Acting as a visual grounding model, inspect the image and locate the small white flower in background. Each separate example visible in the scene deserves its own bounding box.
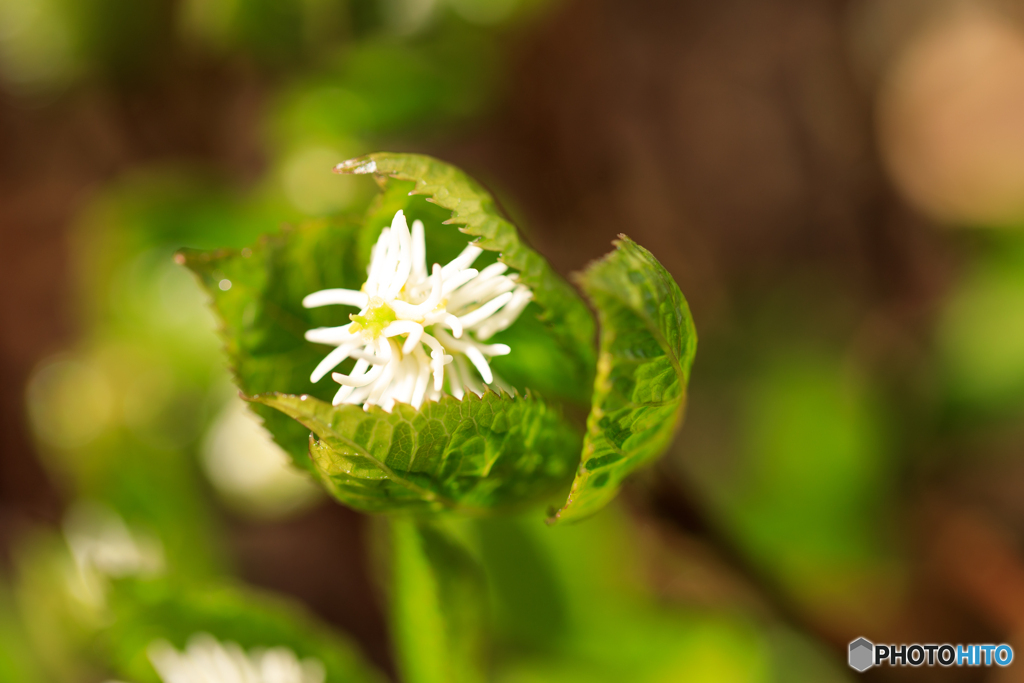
[147,634,326,683]
[202,397,320,518]
[304,209,533,411]
[64,502,164,607]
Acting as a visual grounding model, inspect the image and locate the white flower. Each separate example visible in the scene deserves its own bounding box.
[202,397,320,517]
[64,503,164,579]
[303,209,533,411]
[147,634,325,683]
[63,502,164,607]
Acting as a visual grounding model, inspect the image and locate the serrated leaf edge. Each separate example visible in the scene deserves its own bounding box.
[550,235,694,523]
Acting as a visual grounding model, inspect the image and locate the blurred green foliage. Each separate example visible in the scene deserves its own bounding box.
[471,508,845,683]
[939,232,1024,423]
[724,351,890,606]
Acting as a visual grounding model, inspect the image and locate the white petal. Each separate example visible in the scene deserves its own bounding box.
[463,345,494,384]
[441,245,483,279]
[310,343,356,382]
[485,343,511,356]
[347,347,388,364]
[379,224,402,296]
[476,262,508,280]
[394,354,419,406]
[382,319,422,339]
[457,291,514,329]
[402,325,424,354]
[419,331,450,391]
[346,383,374,405]
[332,382,354,405]
[447,358,465,399]
[411,219,427,281]
[440,268,479,296]
[447,275,515,311]
[475,286,532,340]
[442,314,463,338]
[385,211,413,298]
[305,324,357,345]
[367,346,400,405]
[411,348,431,408]
[391,264,443,320]
[365,229,390,296]
[456,355,485,397]
[302,288,368,309]
[332,362,384,387]
[381,320,425,355]
[419,330,445,360]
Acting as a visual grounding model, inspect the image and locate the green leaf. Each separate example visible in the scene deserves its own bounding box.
[390,519,487,683]
[103,578,385,683]
[182,202,583,514]
[251,391,581,515]
[335,153,596,395]
[179,217,365,473]
[552,236,697,523]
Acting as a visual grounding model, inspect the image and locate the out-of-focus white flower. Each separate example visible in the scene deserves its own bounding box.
[63,502,163,607]
[147,634,326,683]
[202,397,320,518]
[304,209,532,411]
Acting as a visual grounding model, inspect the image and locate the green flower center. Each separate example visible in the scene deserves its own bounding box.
[349,296,397,339]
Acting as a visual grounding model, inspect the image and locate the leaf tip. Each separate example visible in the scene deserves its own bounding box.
[612,233,637,249]
[334,157,377,175]
[239,391,265,405]
[544,506,561,525]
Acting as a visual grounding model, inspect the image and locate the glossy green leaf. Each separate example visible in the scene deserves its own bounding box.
[179,218,365,473]
[390,519,487,683]
[552,236,696,522]
[251,391,581,515]
[335,153,596,394]
[183,206,584,512]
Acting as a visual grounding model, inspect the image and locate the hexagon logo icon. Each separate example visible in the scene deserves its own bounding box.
[849,638,874,672]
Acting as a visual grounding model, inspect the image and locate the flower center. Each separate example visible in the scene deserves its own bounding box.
[348,296,397,339]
